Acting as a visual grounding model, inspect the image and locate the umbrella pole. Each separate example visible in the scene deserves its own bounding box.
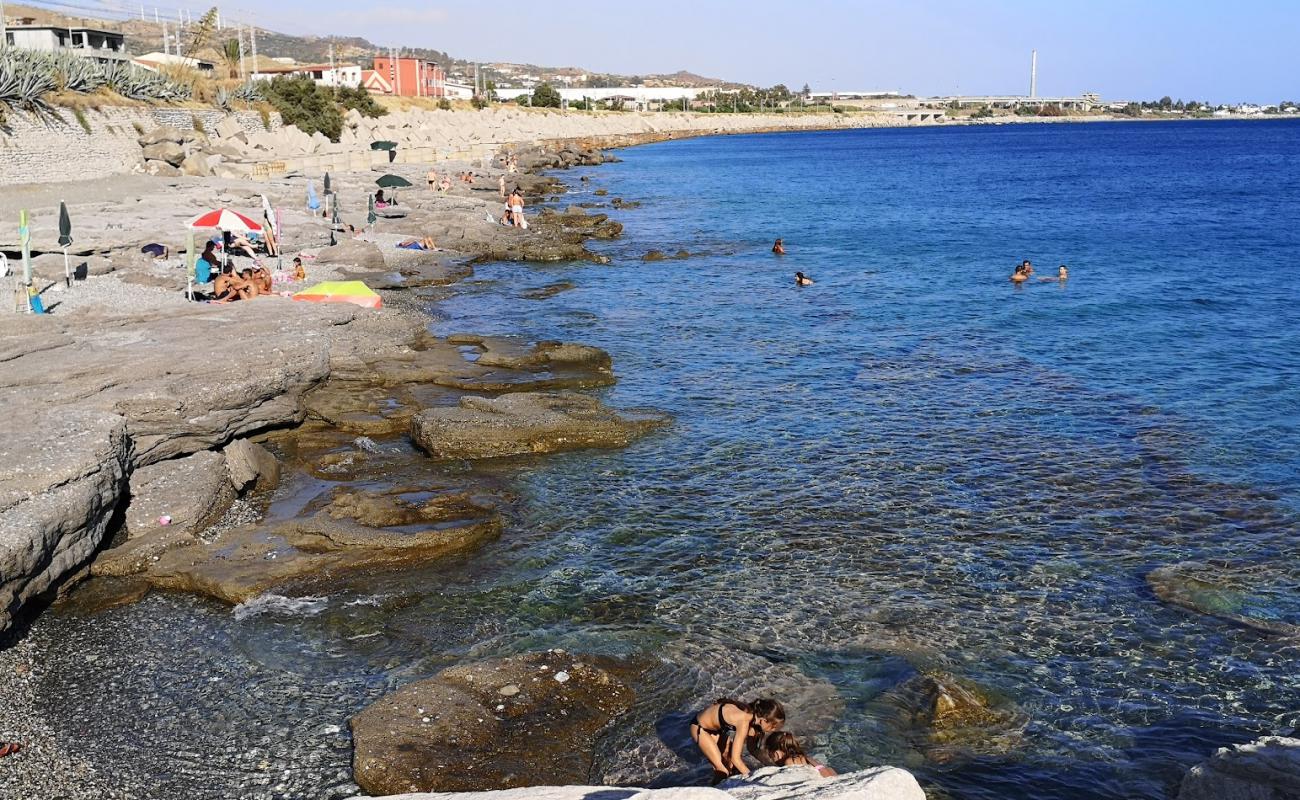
[19,210,32,314]
[63,246,70,288]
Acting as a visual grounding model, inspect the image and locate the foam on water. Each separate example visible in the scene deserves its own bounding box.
[233,593,330,621]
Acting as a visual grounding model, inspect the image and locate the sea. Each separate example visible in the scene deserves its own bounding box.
[26,119,1300,800]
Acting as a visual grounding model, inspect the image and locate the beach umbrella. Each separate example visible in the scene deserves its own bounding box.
[323,172,331,193]
[185,228,196,300]
[330,198,340,246]
[306,179,320,211]
[292,280,382,309]
[187,208,263,234]
[57,201,72,288]
[18,209,33,313]
[369,141,397,151]
[367,194,377,226]
[375,174,413,188]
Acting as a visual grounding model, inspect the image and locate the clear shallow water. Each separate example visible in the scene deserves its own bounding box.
[30,120,1300,800]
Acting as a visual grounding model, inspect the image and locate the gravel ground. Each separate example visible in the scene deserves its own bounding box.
[0,634,150,800]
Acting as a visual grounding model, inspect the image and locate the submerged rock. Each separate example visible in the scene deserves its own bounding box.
[1178,735,1300,800]
[350,650,644,795]
[521,281,577,300]
[882,673,1026,763]
[1148,561,1300,637]
[410,392,668,460]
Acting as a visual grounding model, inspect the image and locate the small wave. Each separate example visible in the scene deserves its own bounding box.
[232,593,329,621]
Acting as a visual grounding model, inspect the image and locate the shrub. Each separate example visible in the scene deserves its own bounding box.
[437,98,451,110]
[335,84,387,118]
[470,95,487,110]
[263,75,341,140]
[531,82,561,108]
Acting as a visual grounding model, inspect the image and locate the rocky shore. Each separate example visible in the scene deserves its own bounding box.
[1,114,1285,800]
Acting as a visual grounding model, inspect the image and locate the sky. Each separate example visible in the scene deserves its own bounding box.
[246,0,1300,103]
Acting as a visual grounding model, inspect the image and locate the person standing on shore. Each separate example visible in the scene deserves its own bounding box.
[499,175,507,198]
[509,188,526,229]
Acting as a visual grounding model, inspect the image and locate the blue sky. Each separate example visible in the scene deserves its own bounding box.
[252,0,1300,102]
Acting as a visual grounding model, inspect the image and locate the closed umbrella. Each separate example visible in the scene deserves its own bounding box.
[19,209,33,313]
[323,171,331,194]
[57,201,72,288]
[322,172,332,218]
[330,197,340,247]
[367,193,376,226]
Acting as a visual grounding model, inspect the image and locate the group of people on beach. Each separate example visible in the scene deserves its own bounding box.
[500,186,527,228]
[689,697,835,784]
[194,238,283,302]
[1011,259,1069,284]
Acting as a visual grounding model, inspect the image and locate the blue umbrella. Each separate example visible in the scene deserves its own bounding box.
[307,179,320,211]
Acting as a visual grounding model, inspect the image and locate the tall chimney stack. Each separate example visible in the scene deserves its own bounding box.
[1030,49,1038,98]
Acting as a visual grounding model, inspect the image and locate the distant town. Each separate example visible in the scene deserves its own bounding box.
[3,3,1297,119]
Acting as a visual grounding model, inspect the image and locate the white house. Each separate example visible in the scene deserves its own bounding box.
[133,52,215,72]
[4,24,129,62]
[493,85,718,108]
[251,63,362,89]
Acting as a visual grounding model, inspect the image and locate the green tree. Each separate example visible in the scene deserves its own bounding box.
[220,39,242,79]
[484,80,497,102]
[263,75,342,140]
[531,82,561,108]
[335,84,387,118]
[1158,95,1173,110]
[801,83,811,98]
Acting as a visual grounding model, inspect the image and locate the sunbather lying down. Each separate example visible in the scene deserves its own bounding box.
[397,236,436,251]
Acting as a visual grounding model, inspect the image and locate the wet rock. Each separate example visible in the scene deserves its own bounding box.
[594,189,608,196]
[521,281,576,300]
[882,673,1026,763]
[1148,562,1300,637]
[1178,735,1300,800]
[350,650,643,794]
[642,250,667,262]
[56,575,152,615]
[223,439,280,493]
[365,337,615,394]
[304,381,419,436]
[145,489,500,604]
[610,198,642,210]
[411,392,668,460]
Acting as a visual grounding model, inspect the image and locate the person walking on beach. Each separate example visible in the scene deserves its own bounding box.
[795,271,814,286]
[772,238,786,255]
[689,697,786,784]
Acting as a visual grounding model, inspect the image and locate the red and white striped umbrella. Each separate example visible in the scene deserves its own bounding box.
[187,208,263,233]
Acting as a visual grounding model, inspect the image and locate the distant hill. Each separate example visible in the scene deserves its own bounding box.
[4,3,740,88]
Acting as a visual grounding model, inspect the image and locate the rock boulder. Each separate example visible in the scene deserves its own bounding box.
[410,392,668,460]
[315,238,388,272]
[351,650,643,795]
[137,125,184,146]
[1178,736,1300,800]
[142,141,186,167]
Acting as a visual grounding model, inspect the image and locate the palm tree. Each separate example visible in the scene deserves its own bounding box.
[221,39,242,80]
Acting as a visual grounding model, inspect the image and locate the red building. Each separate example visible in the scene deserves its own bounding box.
[364,55,446,97]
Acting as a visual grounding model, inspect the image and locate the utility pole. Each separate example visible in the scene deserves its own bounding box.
[250,23,258,75]
[1030,49,1038,98]
[329,40,336,95]
[161,20,169,55]
[1,0,8,45]
[237,27,246,81]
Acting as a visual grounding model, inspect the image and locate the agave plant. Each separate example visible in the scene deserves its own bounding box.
[101,62,191,101]
[50,51,106,93]
[232,82,263,103]
[215,87,231,111]
[0,48,56,110]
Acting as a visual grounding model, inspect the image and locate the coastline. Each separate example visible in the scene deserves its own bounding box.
[2,112,1296,799]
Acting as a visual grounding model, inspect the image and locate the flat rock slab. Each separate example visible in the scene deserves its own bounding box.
[345,765,925,799]
[1178,735,1300,800]
[124,450,233,538]
[351,650,643,795]
[144,487,500,604]
[411,392,667,461]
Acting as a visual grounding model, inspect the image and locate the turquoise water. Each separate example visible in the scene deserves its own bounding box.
[30,120,1300,799]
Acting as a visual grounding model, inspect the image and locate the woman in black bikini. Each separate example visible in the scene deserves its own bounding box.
[689,697,785,784]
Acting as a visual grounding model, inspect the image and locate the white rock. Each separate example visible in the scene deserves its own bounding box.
[1178,736,1300,800]
[345,766,925,800]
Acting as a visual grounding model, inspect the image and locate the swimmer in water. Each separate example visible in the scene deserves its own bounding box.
[772,238,786,255]
[795,272,814,286]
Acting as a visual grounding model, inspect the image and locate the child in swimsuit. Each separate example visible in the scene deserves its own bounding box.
[688,697,785,784]
[764,731,837,778]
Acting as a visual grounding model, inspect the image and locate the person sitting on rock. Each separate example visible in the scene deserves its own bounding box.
[291,256,307,281]
[764,732,836,778]
[250,264,273,294]
[689,697,785,784]
[375,189,396,208]
[238,268,262,298]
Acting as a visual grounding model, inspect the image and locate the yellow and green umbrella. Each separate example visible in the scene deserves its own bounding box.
[292,280,382,309]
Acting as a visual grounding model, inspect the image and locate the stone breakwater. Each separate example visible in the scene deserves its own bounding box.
[0,104,934,187]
